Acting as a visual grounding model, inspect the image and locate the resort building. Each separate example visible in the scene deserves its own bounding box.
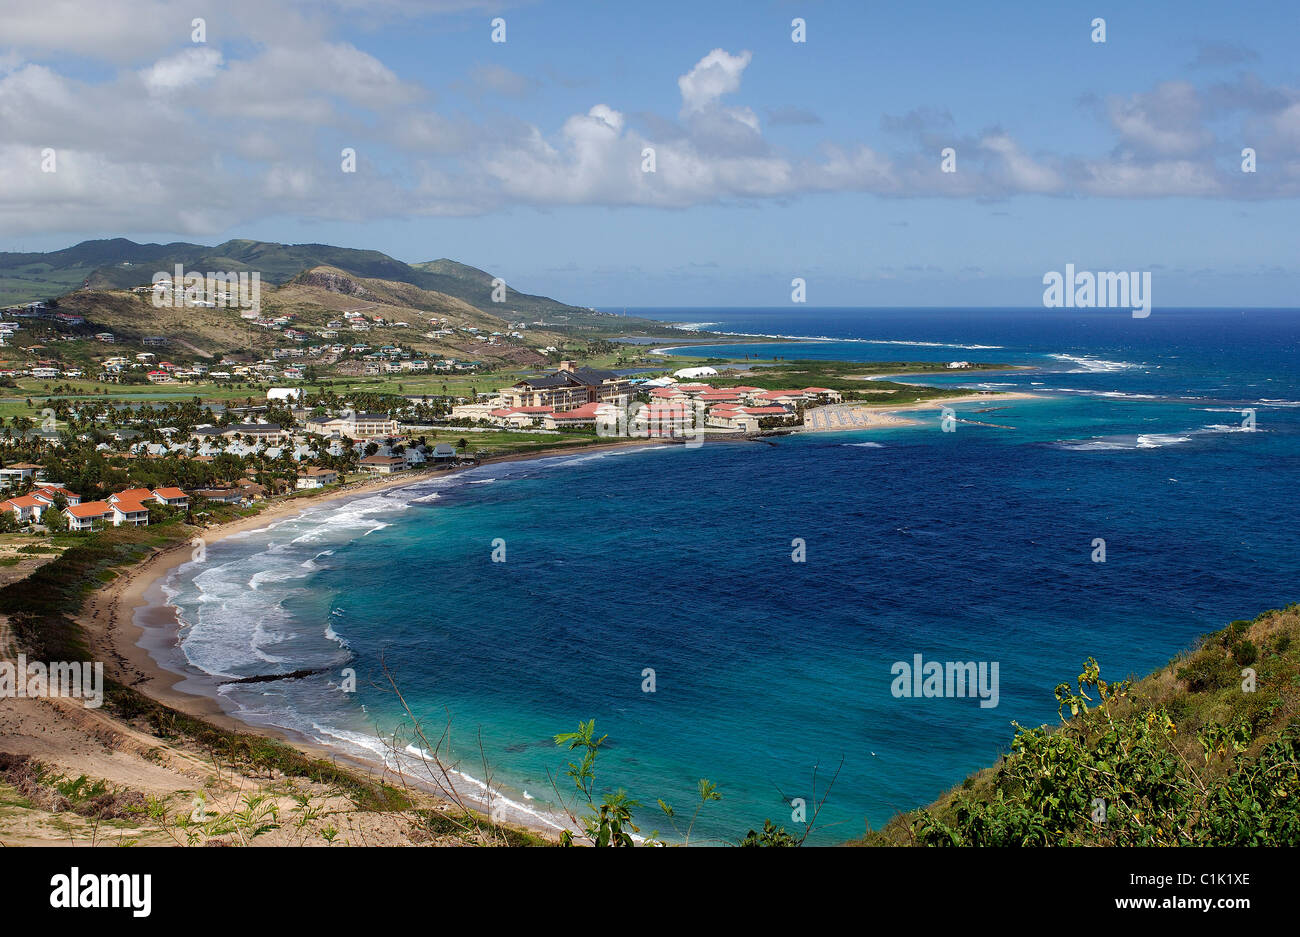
[543,401,602,430]
[358,455,407,475]
[449,400,501,422]
[0,493,52,523]
[108,490,152,526]
[632,403,698,437]
[489,406,554,428]
[35,485,81,506]
[801,387,844,403]
[191,422,285,444]
[65,501,113,531]
[0,463,45,488]
[296,467,339,489]
[706,405,795,433]
[499,360,634,411]
[305,412,398,438]
[152,487,189,507]
[192,488,244,504]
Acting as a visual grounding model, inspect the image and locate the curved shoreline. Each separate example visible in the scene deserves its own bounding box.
[76,438,697,836]
[73,390,1044,837]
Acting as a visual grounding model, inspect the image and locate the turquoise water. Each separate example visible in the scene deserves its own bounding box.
[156,308,1298,843]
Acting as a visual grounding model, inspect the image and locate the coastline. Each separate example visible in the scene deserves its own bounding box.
[89,391,1045,721]
[70,389,1047,838]
[74,437,692,836]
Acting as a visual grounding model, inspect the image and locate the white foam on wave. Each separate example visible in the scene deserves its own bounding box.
[280,719,576,836]
[1055,432,1195,451]
[659,330,1002,349]
[844,441,884,448]
[1197,423,1262,435]
[1136,433,1192,448]
[1046,353,1141,373]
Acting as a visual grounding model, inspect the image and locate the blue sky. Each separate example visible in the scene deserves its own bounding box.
[1,0,1297,306]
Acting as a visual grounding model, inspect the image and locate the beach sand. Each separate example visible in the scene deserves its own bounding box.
[0,437,669,845]
[0,390,1049,844]
[798,391,1044,433]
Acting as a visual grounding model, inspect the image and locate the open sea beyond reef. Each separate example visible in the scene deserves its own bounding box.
[150,308,1298,843]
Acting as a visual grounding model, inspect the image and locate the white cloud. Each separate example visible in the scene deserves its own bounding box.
[141,48,223,95]
[1107,82,1214,156]
[0,5,1293,236]
[979,134,1063,194]
[678,48,752,114]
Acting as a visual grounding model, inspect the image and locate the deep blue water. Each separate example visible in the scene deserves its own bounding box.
[155,308,1298,843]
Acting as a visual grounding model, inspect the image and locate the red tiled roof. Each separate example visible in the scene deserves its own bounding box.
[35,485,76,498]
[67,501,112,518]
[550,402,601,419]
[113,488,154,502]
[153,487,187,499]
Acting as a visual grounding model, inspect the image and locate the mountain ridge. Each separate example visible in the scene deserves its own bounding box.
[0,238,585,320]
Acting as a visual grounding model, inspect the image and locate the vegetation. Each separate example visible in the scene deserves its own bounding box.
[863,604,1300,846]
[0,520,413,813]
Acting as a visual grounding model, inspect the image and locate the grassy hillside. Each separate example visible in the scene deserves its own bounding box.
[0,238,587,318]
[861,604,1300,846]
[11,270,568,371]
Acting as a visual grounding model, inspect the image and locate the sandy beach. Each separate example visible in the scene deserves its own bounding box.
[0,391,1048,845]
[0,437,670,845]
[83,436,670,737]
[798,390,1044,432]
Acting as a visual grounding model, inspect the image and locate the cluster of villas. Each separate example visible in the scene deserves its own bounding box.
[0,476,189,531]
[449,362,843,436]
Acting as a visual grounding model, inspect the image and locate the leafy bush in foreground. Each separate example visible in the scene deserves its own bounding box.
[906,607,1300,846]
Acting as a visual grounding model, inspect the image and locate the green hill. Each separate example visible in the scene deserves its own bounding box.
[0,239,587,319]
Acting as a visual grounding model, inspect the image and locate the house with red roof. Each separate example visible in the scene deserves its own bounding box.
[0,493,52,523]
[34,485,80,506]
[110,498,151,527]
[649,386,688,401]
[751,390,811,407]
[65,500,113,532]
[633,402,698,437]
[152,487,189,507]
[110,488,155,505]
[698,389,742,404]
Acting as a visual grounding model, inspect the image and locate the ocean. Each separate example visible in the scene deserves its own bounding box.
[151,307,1298,844]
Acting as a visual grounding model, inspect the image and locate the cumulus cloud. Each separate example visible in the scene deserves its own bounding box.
[141,48,223,95]
[1107,82,1214,157]
[678,48,751,114]
[0,3,1295,236]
